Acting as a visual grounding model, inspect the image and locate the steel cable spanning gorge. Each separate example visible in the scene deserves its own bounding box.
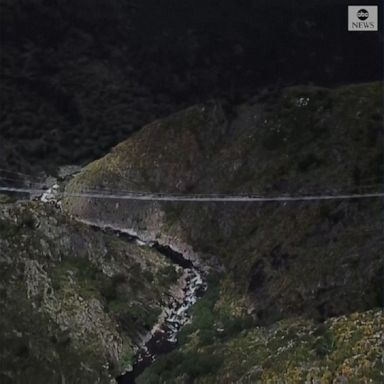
[1,168,383,203]
[1,185,384,203]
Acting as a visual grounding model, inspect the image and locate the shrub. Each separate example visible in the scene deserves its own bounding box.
[180,351,222,379]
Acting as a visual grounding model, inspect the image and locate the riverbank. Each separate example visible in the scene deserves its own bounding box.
[80,223,208,382]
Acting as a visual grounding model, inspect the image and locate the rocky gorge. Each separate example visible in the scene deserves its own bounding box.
[1,0,383,382]
[0,81,383,383]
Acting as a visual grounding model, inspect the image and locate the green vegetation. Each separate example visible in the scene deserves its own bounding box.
[138,274,257,383]
[138,349,222,384]
[139,309,384,383]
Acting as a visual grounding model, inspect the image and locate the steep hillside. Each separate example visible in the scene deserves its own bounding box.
[64,82,383,324]
[0,201,180,383]
[62,81,384,383]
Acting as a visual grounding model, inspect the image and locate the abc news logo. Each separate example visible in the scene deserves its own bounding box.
[357,9,369,20]
[348,6,378,31]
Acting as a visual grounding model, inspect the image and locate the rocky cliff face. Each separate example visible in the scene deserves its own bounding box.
[0,201,181,383]
[64,82,383,324]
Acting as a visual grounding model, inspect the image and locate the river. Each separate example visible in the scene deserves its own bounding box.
[99,227,207,383]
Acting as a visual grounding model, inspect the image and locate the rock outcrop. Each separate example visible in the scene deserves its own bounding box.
[0,201,180,383]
